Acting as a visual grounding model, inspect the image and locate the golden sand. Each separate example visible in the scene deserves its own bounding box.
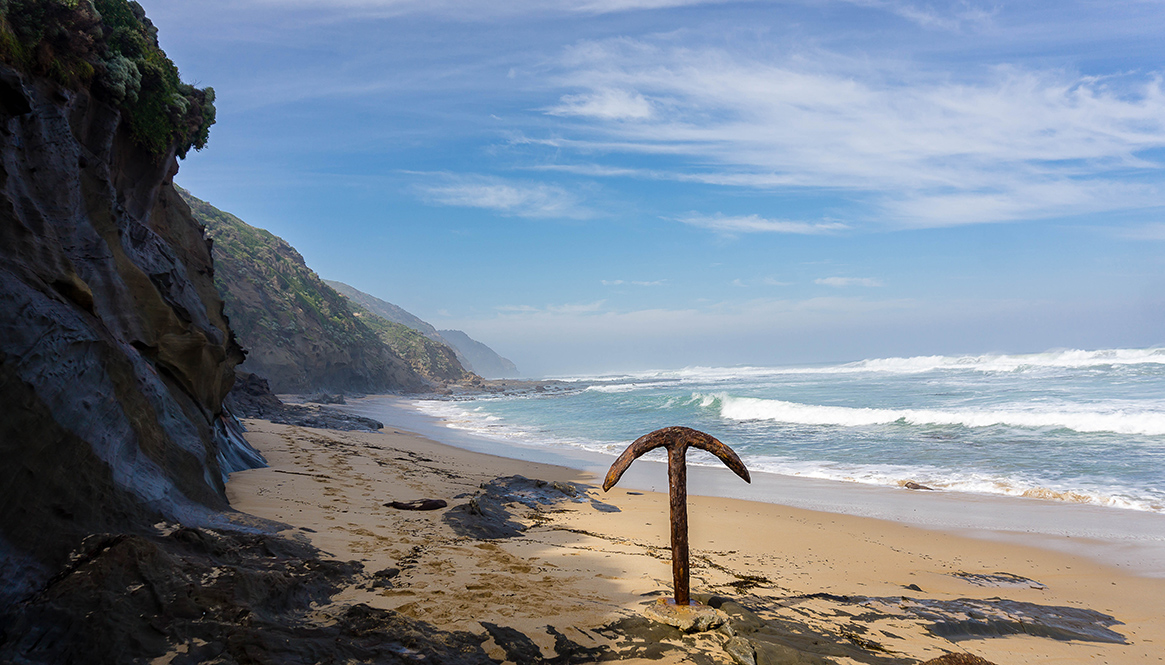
[227,420,1165,664]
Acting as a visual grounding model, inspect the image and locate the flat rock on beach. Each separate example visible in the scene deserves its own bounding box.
[225,419,1165,664]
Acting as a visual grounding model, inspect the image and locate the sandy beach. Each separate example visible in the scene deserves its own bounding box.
[227,419,1165,664]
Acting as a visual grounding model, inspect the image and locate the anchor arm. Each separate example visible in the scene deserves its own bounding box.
[602,428,674,491]
[603,426,751,491]
[686,432,751,484]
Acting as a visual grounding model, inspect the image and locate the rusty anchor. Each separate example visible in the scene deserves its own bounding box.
[602,426,750,606]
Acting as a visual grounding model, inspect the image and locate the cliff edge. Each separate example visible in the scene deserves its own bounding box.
[0,1,254,609]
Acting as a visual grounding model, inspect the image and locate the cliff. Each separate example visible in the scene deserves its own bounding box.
[0,0,259,612]
[326,279,520,378]
[438,328,520,378]
[326,278,440,337]
[348,302,477,384]
[178,188,430,393]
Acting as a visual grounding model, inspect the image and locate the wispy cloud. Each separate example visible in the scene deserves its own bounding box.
[842,0,997,31]
[678,213,849,235]
[816,277,884,287]
[602,279,666,286]
[1120,222,1165,241]
[497,300,607,314]
[246,0,998,23]
[248,0,742,19]
[543,38,1165,227]
[548,89,654,120]
[418,174,590,219]
[453,296,921,343]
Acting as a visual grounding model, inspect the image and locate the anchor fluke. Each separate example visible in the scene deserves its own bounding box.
[602,426,750,491]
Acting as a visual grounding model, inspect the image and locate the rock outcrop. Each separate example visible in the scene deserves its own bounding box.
[0,52,250,610]
[178,188,429,394]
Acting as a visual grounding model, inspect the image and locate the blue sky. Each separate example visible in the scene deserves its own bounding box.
[145,0,1164,376]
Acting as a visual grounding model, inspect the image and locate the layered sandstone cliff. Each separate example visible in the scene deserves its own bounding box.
[0,40,253,609]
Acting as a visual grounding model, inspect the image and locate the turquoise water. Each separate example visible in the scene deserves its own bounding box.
[409,348,1165,513]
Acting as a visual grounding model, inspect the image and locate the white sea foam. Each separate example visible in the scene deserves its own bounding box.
[407,398,627,454]
[397,394,1165,514]
[396,348,1165,517]
[700,393,1165,435]
[742,457,1164,513]
[553,347,1165,384]
[584,381,674,393]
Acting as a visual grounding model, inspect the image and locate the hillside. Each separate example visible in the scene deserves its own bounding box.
[438,328,519,377]
[438,329,519,379]
[178,188,428,393]
[348,302,476,384]
[326,279,439,337]
[325,279,519,378]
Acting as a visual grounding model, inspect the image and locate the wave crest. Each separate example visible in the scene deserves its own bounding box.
[696,393,1165,435]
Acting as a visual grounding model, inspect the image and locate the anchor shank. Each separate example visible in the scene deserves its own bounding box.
[667,443,690,606]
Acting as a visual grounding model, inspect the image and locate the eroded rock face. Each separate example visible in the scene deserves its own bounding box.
[0,63,247,604]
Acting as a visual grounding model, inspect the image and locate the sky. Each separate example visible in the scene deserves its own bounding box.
[143,0,1165,376]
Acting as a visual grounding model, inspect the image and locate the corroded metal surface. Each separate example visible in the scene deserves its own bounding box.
[602,426,751,605]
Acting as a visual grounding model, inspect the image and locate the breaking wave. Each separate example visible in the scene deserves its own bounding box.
[697,393,1165,436]
[743,457,1164,513]
[555,347,1165,385]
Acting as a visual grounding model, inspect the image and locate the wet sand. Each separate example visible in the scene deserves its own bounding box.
[227,419,1165,664]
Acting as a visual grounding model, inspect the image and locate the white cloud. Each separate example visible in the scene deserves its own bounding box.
[245,0,999,23]
[548,300,606,313]
[602,279,666,286]
[549,89,654,120]
[679,213,849,235]
[543,39,1165,227]
[247,0,742,19]
[418,174,590,219]
[842,0,996,31]
[497,301,606,314]
[1120,222,1165,240]
[447,296,921,347]
[816,277,884,287]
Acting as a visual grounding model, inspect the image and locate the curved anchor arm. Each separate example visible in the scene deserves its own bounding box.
[602,426,751,491]
[688,432,751,485]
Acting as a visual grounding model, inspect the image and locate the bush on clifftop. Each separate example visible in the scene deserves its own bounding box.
[0,0,214,157]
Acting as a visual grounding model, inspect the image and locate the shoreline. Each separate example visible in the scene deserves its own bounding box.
[226,417,1165,664]
[334,394,1165,579]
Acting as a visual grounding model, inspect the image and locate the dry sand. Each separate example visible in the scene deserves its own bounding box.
[227,419,1165,664]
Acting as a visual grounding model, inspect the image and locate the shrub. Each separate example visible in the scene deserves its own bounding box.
[0,0,215,158]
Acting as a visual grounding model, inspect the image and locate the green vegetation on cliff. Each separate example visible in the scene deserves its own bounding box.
[0,0,214,157]
[348,302,474,384]
[178,187,472,392]
[325,279,517,378]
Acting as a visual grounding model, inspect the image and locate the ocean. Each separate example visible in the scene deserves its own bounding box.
[403,347,1165,515]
